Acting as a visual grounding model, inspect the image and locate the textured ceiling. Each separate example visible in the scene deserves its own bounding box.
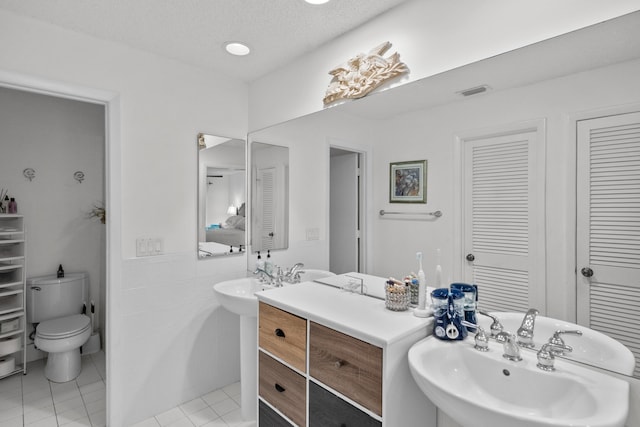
[0,0,409,82]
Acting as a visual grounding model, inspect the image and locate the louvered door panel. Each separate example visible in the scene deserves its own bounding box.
[462,127,544,312]
[577,111,640,379]
[472,140,529,256]
[259,168,275,250]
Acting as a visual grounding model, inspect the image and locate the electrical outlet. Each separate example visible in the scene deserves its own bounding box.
[136,237,164,256]
[153,238,164,255]
[306,227,319,241]
[136,238,148,257]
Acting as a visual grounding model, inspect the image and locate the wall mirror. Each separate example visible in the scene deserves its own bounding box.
[250,142,289,253]
[197,133,246,258]
[243,13,640,378]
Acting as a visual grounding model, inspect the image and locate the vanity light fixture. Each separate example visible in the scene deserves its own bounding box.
[224,42,251,56]
[305,0,331,4]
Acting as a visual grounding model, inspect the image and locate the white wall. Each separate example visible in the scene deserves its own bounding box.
[249,0,640,130]
[0,86,105,344]
[0,9,249,425]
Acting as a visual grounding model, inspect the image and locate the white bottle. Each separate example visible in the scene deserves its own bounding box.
[435,248,442,288]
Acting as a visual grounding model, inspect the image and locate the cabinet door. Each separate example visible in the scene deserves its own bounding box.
[309,381,381,427]
[309,322,382,416]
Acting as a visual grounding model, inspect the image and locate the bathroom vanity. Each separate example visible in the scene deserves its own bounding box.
[256,278,437,426]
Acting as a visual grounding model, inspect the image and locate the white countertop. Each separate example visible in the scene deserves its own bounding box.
[255,273,434,348]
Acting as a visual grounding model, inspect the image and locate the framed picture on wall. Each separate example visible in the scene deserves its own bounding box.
[389,160,427,203]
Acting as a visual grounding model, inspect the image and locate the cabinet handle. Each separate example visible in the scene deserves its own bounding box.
[334,360,345,369]
[274,383,285,393]
[274,328,286,338]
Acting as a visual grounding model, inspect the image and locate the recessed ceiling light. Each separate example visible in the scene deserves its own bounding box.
[305,0,330,4]
[224,42,251,56]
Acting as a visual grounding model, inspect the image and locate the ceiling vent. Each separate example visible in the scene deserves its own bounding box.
[458,85,491,97]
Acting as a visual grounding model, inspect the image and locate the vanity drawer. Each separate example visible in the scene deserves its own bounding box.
[259,400,293,427]
[309,380,381,427]
[259,351,306,427]
[259,302,307,372]
[309,322,382,416]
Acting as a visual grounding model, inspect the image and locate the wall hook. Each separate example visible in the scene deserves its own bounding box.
[74,171,85,183]
[23,168,36,181]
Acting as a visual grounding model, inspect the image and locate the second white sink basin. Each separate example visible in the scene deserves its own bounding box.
[213,269,335,317]
[408,336,629,427]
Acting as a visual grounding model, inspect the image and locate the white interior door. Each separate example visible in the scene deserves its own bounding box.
[257,167,275,250]
[330,151,359,274]
[576,111,640,378]
[461,126,545,312]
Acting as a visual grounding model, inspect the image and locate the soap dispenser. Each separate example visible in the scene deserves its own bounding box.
[265,250,273,275]
[57,264,65,278]
[256,251,264,271]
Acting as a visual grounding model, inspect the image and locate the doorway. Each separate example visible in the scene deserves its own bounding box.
[456,120,546,313]
[330,147,362,274]
[0,71,118,425]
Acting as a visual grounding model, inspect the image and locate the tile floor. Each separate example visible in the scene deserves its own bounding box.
[0,352,254,427]
[0,352,106,427]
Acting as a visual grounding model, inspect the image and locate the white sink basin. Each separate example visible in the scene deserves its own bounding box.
[477,312,635,375]
[213,269,335,317]
[408,336,629,427]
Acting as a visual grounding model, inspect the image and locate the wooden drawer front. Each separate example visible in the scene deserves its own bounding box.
[309,322,382,416]
[259,400,293,427]
[309,381,381,427]
[259,302,307,372]
[259,351,306,427]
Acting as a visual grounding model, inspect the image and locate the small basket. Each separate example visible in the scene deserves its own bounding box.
[385,284,410,311]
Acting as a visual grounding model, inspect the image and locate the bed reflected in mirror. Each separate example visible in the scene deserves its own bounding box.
[197,133,246,258]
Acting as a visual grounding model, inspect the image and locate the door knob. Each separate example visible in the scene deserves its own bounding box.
[466,253,475,262]
[581,267,594,278]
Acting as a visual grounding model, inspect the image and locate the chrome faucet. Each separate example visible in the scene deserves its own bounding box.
[253,267,283,287]
[537,342,573,371]
[462,321,489,352]
[283,263,305,283]
[495,332,522,361]
[477,310,504,337]
[548,330,582,356]
[516,308,539,348]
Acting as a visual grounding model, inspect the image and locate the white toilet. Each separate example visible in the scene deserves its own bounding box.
[27,273,92,383]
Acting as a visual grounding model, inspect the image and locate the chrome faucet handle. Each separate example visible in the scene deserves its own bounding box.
[537,343,573,371]
[516,308,539,348]
[548,330,582,355]
[478,310,504,337]
[495,332,522,361]
[462,321,489,352]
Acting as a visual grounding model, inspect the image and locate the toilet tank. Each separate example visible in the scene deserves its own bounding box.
[26,273,89,324]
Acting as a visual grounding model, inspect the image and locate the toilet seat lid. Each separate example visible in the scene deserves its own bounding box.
[37,314,91,339]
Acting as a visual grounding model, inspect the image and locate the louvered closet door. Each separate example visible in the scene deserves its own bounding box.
[463,130,544,312]
[258,167,276,250]
[577,111,640,379]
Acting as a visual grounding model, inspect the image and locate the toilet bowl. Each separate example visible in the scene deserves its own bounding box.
[35,314,91,383]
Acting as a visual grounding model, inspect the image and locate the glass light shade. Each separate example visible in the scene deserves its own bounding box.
[224,42,250,56]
